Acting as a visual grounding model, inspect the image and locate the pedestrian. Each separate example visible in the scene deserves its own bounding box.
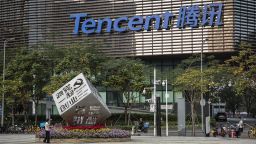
[43,118,51,143]
[236,117,243,138]
[217,126,222,136]
[236,123,240,138]
[238,117,243,133]
[138,118,144,132]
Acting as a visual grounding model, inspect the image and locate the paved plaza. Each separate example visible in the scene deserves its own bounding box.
[0,134,35,144]
[0,134,255,144]
[117,136,256,144]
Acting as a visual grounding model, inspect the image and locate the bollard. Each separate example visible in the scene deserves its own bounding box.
[156,97,161,136]
[230,129,236,138]
[131,126,135,135]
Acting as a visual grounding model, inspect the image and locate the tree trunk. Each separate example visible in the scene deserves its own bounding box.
[128,91,134,126]
[244,91,252,115]
[22,102,27,123]
[11,104,14,126]
[24,111,27,123]
[128,104,133,126]
[191,101,195,136]
[128,108,131,126]
[124,106,128,125]
[35,100,38,126]
[232,109,236,117]
[125,92,131,125]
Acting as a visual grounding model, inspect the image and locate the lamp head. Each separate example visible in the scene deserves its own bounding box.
[208,99,211,104]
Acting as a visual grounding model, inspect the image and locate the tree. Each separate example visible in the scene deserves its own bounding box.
[102,58,148,125]
[225,42,256,115]
[174,68,209,136]
[0,79,21,126]
[43,72,78,95]
[173,54,233,136]
[203,64,243,117]
[43,41,107,95]
[6,50,51,124]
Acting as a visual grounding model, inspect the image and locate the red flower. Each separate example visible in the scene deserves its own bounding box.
[63,125,105,130]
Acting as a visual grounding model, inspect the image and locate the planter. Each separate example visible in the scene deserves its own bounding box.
[36,128,131,140]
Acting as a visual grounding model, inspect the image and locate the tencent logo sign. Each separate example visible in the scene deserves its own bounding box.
[70,3,223,35]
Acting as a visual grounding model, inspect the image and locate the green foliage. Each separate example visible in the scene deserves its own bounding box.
[102,58,149,124]
[1,80,19,103]
[106,113,177,125]
[173,54,229,136]
[210,117,216,127]
[224,42,256,114]
[109,125,133,131]
[43,41,107,95]
[43,72,79,95]
[102,58,148,102]
[225,42,256,91]
[0,49,53,125]
[106,113,154,124]
[174,68,209,102]
[174,42,256,116]
[7,115,63,126]
[4,49,51,108]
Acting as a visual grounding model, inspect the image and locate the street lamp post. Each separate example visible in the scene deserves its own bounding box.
[162,79,168,136]
[32,74,36,115]
[208,99,211,119]
[218,98,221,112]
[152,67,169,137]
[200,38,207,134]
[153,67,156,136]
[1,38,15,127]
[32,74,37,126]
[205,99,211,136]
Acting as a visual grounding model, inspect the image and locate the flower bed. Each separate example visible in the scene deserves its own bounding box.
[37,128,131,139]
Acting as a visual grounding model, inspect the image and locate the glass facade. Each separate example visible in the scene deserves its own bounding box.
[1,0,255,58]
[234,0,256,47]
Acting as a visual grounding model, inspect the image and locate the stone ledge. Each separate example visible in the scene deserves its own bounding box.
[37,137,131,143]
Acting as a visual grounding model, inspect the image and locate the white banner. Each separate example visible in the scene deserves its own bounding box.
[206,116,211,134]
[52,73,91,115]
[150,104,155,112]
[32,101,35,115]
[161,104,173,110]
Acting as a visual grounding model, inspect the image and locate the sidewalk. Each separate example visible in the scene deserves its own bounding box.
[134,128,250,138]
[105,136,256,144]
[0,134,254,144]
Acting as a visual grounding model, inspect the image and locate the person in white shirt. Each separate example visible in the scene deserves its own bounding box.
[236,117,243,138]
[238,117,243,132]
[43,119,51,143]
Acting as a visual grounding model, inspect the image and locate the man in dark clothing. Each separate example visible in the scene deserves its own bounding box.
[138,118,144,132]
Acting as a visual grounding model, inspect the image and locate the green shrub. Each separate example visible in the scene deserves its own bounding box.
[108,125,133,131]
[106,113,177,125]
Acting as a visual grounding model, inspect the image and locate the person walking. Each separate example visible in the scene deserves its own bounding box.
[238,117,244,133]
[43,119,51,143]
[236,117,243,138]
[138,118,144,132]
[236,123,240,138]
